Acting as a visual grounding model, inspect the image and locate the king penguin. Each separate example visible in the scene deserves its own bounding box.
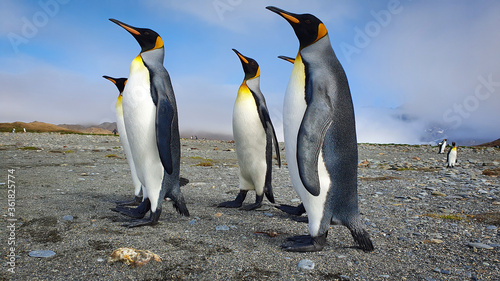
[103,76,143,206]
[109,19,189,227]
[446,142,457,168]
[438,139,447,154]
[218,49,281,210]
[267,6,374,252]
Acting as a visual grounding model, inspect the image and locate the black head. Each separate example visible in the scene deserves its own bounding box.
[103,75,127,93]
[109,19,163,53]
[266,6,327,49]
[232,49,260,80]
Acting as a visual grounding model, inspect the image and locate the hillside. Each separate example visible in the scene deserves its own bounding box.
[477,138,500,147]
[0,121,114,134]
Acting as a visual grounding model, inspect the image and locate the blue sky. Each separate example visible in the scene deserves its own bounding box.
[1,0,499,144]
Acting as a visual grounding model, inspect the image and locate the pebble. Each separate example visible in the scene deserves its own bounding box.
[379,275,390,278]
[188,219,197,225]
[62,215,73,221]
[264,213,273,217]
[466,242,493,249]
[215,225,230,231]
[97,258,105,262]
[297,259,315,270]
[431,191,446,197]
[486,225,497,230]
[29,250,56,258]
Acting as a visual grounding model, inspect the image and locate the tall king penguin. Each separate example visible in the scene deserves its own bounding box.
[109,19,189,227]
[102,76,143,206]
[267,6,374,252]
[218,49,281,210]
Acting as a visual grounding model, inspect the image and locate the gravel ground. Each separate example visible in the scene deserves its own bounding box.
[0,132,499,280]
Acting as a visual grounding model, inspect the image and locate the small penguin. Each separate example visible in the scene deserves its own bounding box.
[103,76,143,206]
[109,19,189,227]
[438,139,447,154]
[267,6,374,252]
[218,49,281,210]
[446,142,457,168]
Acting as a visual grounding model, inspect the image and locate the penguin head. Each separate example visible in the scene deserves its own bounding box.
[109,19,164,53]
[103,76,127,94]
[266,6,327,49]
[452,142,456,147]
[232,49,260,80]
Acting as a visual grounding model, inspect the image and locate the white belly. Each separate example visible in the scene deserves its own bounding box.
[284,55,329,236]
[232,87,267,193]
[122,57,164,211]
[116,97,142,196]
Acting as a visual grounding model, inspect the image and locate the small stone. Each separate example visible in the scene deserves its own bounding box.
[379,275,390,278]
[188,219,197,225]
[216,225,230,231]
[62,215,73,221]
[264,213,273,217]
[431,191,446,197]
[97,258,105,262]
[433,267,441,273]
[297,259,315,270]
[486,225,497,230]
[29,250,56,258]
[440,269,451,275]
[291,198,301,202]
[429,239,444,244]
[412,157,420,161]
[466,242,493,249]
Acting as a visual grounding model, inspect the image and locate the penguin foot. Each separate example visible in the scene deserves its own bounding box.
[240,202,262,211]
[240,194,264,211]
[218,190,247,208]
[111,199,150,219]
[218,200,243,208]
[115,195,142,207]
[275,203,306,216]
[282,233,327,252]
[169,193,190,217]
[123,211,161,228]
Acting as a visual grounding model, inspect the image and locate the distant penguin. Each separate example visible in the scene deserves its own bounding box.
[103,76,143,206]
[109,19,189,227]
[438,139,447,154]
[267,6,374,252]
[218,49,281,210]
[446,142,457,168]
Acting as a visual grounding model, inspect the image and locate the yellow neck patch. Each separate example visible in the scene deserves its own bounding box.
[154,36,164,49]
[315,23,328,42]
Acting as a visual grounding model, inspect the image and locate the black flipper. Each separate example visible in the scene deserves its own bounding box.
[156,95,174,175]
[275,203,306,216]
[111,198,150,219]
[297,101,334,196]
[218,190,248,208]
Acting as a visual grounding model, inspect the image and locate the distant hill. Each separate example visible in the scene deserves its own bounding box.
[477,138,500,147]
[0,121,115,135]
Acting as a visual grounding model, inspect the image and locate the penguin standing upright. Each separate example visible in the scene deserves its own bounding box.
[109,19,189,227]
[438,139,447,154]
[267,6,374,252]
[446,142,457,168]
[103,76,143,206]
[218,49,281,210]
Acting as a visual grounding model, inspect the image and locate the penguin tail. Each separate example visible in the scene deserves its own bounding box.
[166,187,190,217]
[346,219,374,252]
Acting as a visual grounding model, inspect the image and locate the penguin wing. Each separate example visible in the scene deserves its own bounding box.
[151,73,174,175]
[297,96,334,197]
[251,90,281,167]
